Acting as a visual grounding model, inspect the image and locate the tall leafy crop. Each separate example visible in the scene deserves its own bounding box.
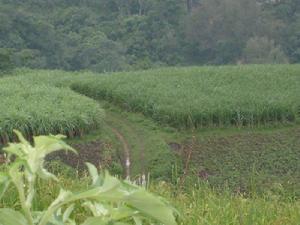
[0,131,177,225]
[71,65,300,128]
[0,76,104,143]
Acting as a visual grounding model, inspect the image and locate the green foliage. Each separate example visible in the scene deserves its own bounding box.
[3,0,300,70]
[243,37,289,64]
[0,48,14,74]
[0,75,104,144]
[188,127,300,195]
[153,182,300,225]
[1,65,299,143]
[70,65,300,128]
[0,131,177,225]
[184,0,267,64]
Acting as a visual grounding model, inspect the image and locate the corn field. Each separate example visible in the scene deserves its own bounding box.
[0,76,104,144]
[1,64,299,143]
[71,65,300,128]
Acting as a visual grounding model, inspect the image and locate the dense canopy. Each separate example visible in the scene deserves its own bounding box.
[0,0,300,72]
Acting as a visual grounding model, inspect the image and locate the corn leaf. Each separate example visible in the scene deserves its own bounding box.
[0,172,10,200]
[0,208,28,225]
[126,190,177,225]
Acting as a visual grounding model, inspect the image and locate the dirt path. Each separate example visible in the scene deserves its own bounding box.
[105,112,147,181]
[109,127,131,179]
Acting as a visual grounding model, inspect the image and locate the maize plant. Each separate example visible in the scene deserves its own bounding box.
[0,77,104,144]
[0,130,177,225]
[71,64,300,128]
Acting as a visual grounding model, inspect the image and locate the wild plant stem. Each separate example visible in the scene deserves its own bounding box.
[16,182,34,225]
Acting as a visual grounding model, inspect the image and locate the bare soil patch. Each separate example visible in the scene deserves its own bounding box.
[46,141,103,171]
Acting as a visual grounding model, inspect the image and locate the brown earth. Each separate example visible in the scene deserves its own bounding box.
[46,141,103,171]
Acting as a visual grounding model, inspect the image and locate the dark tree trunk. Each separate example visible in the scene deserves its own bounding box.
[187,0,193,13]
[138,0,143,15]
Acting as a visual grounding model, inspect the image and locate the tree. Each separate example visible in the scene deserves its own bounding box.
[71,30,128,72]
[0,48,13,74]
[0,0,298,69]
[184,0,269,64]
[242,36,288,64]
[281,14,300,63]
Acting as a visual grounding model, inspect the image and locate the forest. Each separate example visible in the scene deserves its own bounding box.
[0,0,300,73]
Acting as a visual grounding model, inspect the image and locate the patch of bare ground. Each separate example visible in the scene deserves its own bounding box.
[46,141,104,171]
[109,127,131,179]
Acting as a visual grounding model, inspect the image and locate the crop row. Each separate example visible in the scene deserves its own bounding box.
[2,65,299,140]
[0,76,104,144]
[70,65,300,128]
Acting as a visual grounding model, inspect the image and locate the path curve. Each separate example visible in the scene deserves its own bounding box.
[109,127,131,179]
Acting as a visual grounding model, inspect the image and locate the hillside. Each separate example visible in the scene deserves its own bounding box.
[1,0,300,72]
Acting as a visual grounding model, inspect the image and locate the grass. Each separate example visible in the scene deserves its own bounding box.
[70,65,300,128]
[1,165,299,225]
[153,181,300,225]
[0,75,104,144]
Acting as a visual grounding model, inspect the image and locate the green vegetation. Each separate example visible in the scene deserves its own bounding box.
[0,131,177,225]
[1,0,300,223]
[188,126,300,196]
[0,49,13,74]
[2,166,300,225]
[0,66,300,224]
[65,101,300,197]
[154,182,300,225]
[0,129,299,225]
[0,75,104,144]
[7,64,299,141]
[71,65,300,128]
[1,0,299,72]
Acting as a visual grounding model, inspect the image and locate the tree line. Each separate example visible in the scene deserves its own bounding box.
[0,0,299,73]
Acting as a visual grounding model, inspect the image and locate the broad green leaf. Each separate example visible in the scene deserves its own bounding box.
[113,223,132,225]
[80,217,110,225]
[133,216,142,225]
[63,204,75,222]
[68,172,123,202]
[3,143,27,158]
[13,130,30,147]
[33,135,76,155]
[126,190,177,225]
[83,202,136,220]
[0,172,10,200]
[51,189,74,207]
[0,208,28,225]
[37,167,58,181]
[86,163,100,186]
[109,207,137,221]
[8,161,25,193]
[82,202,108,217]
[32,211,44,224]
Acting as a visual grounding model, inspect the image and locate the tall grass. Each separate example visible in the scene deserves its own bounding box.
[71,65,300,128]
[1,169,299,225]
[153,182,300,225]
[1,65,299,142]
[0,76,104,143]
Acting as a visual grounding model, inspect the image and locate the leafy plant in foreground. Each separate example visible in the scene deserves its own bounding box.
[0,130,177,225]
